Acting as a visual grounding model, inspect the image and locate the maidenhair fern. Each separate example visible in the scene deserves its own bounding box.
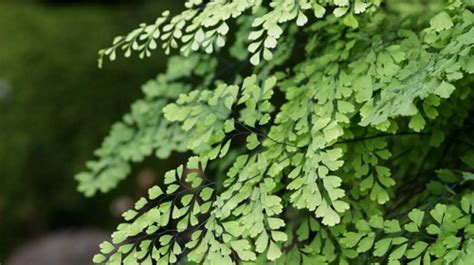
[77,0,474,264]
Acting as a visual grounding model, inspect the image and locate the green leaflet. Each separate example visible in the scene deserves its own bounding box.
[341,198,474,264]
[98,0,381,67]
[75,55,216,196]
[77,1,474,264]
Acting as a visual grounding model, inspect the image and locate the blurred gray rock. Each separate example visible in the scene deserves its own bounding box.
[6,229,108,265]
[0,80,12,101]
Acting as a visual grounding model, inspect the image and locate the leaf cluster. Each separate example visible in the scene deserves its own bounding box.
[77,0,474,264]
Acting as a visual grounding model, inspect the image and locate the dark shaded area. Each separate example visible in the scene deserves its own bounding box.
[0,0,183,261]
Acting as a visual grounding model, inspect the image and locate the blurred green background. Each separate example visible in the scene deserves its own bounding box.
[0,0,182,261]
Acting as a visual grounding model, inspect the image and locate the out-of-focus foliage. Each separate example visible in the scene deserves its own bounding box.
[0,2,180,258]
[78,0,474,264]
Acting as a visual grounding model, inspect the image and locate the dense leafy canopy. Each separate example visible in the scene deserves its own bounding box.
[77,0,474,264]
